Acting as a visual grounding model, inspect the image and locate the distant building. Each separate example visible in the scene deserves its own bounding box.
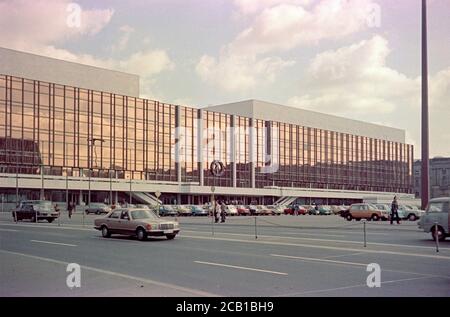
[414,157,450,198]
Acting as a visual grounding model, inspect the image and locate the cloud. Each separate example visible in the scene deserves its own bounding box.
[0,0,113,48]
[233,0,312,16]
[287,35,450,157]
[231,0,378,55]
[196,54,294,92]
[0,0,174,99]
[111,25,135,52]
[196,0,378,92]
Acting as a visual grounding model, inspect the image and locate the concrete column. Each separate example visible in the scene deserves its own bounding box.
[231,115,237,188]
[249,118,256,188]
[197,109,204,187]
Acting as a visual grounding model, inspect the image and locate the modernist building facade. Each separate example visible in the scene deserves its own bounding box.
[0,48,415,207]
[414,157,450,199]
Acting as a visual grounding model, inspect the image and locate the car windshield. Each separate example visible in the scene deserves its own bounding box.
[131,209,158,220]
[192,206,203,211]
[164,206,174,211]
[427,202,448,213]
[90,203,106,207]
[368,203,378,209]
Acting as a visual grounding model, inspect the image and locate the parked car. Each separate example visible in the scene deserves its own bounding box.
[418,197,449,241]
[85,203,111,215]
[236,205,250,216]
[224,205,239,216]
[135,204,152,210]
[307,206,320,215]
[398,205,423,221]
[94,208,180,241]
[12,200,60,223]
[176,205,193,216]
[317,205,332,215]
[345,203,389,221]
[190,205,208,216]
[158,205,178,217]
[256,205,272,215]
[284,204,307,215]
[267,205,283,216]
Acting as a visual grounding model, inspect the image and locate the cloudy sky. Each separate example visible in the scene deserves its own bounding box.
[0,0,449,158]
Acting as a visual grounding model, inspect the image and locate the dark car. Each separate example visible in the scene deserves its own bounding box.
[190,205,208,216]
[158,205,178,217]
[12,200,60,223]
[85,203,111,215]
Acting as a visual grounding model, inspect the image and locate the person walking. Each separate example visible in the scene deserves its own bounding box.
[220,202,227,223]
[214,201,220,223]
[390,196,401,225]
[68,201,73,219]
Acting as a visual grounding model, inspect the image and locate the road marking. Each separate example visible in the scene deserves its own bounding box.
[0,228,19,232]
[270,254,450,279]
[181,234,450,260]
[0,249,218,297]
[194,261,288,276]
[271,254,368,266]
[323,252,366,259]
[30,240,77,247]
[182,230,450,252]
[0,222,93,231]
[278,276,436,296]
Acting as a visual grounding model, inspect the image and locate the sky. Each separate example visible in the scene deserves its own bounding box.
[0,0,449,158]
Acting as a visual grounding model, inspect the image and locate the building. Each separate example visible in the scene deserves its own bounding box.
[0,47,415,210]
[414,157,450,199]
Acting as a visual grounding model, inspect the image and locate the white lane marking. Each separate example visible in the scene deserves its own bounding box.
[0,249,218,297]
[30,240,77,247]
[278,276,436,296]
[270,254,450,279]
[0,222,94,231]
[323,252,366,259]
[182,230,450,252]
[271,254,368,267]
[194,261,288,276]
[181,235,450,260]
[0,228,19,232]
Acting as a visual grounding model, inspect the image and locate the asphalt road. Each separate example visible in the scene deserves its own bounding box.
[1,212,449,297]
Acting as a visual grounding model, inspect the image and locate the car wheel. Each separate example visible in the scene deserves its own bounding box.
[85,210,89,215]
[30,216,36,223]
[408,214,417,221]
[166,234,176,240]
[431,226,446,242]
[47,218,54,223]
[346,214,353,221]
[371,214,380,221]
[96,210,100,215]
[136,228,147,241]
[101,226,111,238]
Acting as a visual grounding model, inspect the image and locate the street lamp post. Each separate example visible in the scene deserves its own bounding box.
[87,138,105,208]
[421,0,430,210]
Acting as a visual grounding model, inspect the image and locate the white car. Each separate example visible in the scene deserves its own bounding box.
[225,205,239,216]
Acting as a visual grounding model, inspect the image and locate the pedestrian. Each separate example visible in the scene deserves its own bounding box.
[390,196,401,225]
[67,201,73,219]
[220,201,227,223]
[294,204,299,216]
[214,201,220,223]
[54,203,60,216]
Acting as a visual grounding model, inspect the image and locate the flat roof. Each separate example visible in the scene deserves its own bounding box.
[0,47,140,97]
[205,99,406,143]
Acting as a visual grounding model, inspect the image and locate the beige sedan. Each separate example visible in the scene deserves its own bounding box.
[94,208,180,241]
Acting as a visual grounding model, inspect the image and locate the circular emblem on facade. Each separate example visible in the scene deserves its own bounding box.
[210,160,225,177]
